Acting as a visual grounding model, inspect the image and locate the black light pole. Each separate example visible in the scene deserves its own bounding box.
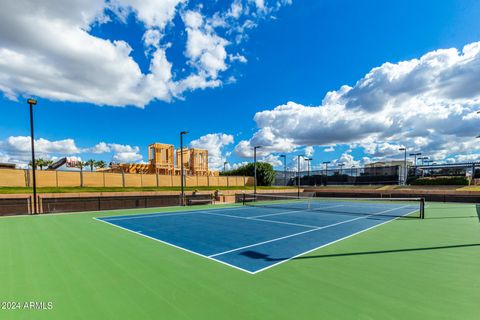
[399,147,407,185]
[27,98,38,215]
[223,161,228,173]
[409,152,421,166]
[279,154,286,186]
[305,158,312,177]
[180,131,188,206]
[323,161,330,186]
[253,146,262,194]
[409,152,421,177]
[297,155,305,198]
[338,163,345,174]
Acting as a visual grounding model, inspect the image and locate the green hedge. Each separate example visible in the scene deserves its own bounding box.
[221,162,275,186]
[411,176,469,185]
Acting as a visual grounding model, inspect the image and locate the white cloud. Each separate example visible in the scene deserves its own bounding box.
[189,133,234,170]
[112,152,143,163]
[90,142,111,154]
[0,0,290,107]
[304,146,314,157]
[237,41,480,163]
[324,146,335,152]
[0,136,143,165]
[261,154,282,166]
[332,152,360,168]
[229,53,248,63]
[109,0,186,29]
[234,127,296,157]
[1,136,80,156]
[183,10,229,79]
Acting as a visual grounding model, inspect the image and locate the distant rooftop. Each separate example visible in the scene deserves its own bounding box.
[0,163,16,169]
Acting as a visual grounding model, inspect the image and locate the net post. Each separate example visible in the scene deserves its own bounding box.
[242,193,246,206]
[420,198,425,219]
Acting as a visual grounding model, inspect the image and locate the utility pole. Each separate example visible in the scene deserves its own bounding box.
[253,146,262,194]
[180,131,188,206]
[27,99,38,214]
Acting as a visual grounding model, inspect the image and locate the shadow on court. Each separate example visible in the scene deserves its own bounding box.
[239,243,480,262]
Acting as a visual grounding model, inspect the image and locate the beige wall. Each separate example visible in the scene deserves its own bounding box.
[57,171,81,187]
[36,171,57,187]
[197,176,209,186]
[0,169,248,188]
[83,172,105,187]
[0,169,27,187]
[104,173,123,187]
[158,174,172,187]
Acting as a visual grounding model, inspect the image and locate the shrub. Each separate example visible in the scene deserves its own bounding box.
[411,176,469,186]
[221,162,275,186]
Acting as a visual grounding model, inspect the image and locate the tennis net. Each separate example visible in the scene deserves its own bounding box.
[238,193,425,219]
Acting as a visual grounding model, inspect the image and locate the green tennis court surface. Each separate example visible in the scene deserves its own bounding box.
[0,202,479,319]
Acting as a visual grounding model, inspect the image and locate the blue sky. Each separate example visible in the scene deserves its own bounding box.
[1,0,480,170]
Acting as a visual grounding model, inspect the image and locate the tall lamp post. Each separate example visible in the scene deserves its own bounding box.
[27,98,38,215]
[297,155,305,197]
[223,161,228,173]
[399,147,407,185]
[305,158,312,177]
[180,131,188,206]
[409,152,421,177]
[338,163,345,174]
[409,152,421,166]
[323,161,330,186]
[253,146,262,194]
[279,154,286,186]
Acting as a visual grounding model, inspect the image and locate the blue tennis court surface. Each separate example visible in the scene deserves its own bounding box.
[96,199,419,273]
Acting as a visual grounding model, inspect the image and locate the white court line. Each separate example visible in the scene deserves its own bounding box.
[198,210,319,229]
[249,204,345,218]
[94,217,255,274]
[94,203,420,274]
[209,205,411,258]
[251,206,420,274]
[100,205,253,221]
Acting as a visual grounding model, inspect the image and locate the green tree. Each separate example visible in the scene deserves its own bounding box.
[76,161,86,171]
[36,158,46,170]
[95,160,106,169]
[85,159,96,172]
[44,159,54,169]
[222,162,275,186]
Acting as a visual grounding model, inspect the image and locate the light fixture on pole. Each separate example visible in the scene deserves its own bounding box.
[253,146,262,194]
[279,154,286,186]
[322,161,330,186]
[409,152,421,166]
[305,158,313,177]
[297,154,305,198]
[338,163,345,174]
[180,131,188,206]
[27,98,38,215]
[399,147,407,185]
[223,161,228,172]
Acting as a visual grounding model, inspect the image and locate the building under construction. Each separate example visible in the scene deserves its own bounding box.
[106,143,216,176]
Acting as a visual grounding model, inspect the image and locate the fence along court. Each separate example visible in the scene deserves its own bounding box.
[0,168,253,188]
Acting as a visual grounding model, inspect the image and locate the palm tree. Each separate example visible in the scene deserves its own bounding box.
[44,160,54,169]
[76,161,86,171]
[36,158,45,170]
[95,160,106,169]
[86,159,96,172]
[28,160,37,169]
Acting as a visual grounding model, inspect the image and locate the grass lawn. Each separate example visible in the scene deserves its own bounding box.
[0,185,296,194]
[0,202,479,319]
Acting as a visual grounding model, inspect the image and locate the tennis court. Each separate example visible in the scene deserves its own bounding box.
[97,195,423,273]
